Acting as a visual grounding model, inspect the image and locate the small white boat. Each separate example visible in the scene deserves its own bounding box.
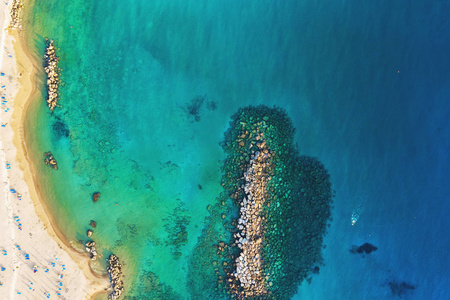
[351,209,360,225]
[351,202,363,226]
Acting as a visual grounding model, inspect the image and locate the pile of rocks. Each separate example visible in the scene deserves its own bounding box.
[44,152,58,170]
[187,105,333,299]
[43,39,60,111]
[92,192,101,203]
[9,0,23,30]
[107,254,124,299]
[230,145,272,298]
[85,241,97,260]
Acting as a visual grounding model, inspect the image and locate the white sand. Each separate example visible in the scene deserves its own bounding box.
[0,1,108,299]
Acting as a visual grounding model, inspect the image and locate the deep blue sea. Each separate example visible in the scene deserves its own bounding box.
[25,0,450,299]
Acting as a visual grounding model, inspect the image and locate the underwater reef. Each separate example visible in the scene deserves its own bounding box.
[188,105,333,299]
[350,243,378,255]
[386,279,416,298]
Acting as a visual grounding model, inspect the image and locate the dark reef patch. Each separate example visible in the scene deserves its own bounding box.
[116,218,140,242]
[206,100,217,111]
[350,243,378,255]
[387,280,416,297]
[124,263,182,300]
[184,95,205,122]
[52,118,70,139]
[163,200,191,260]
[188,105,333,299]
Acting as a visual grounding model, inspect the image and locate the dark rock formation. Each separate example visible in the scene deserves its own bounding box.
[92,192,101,203]
[388,280,416,297]
[350,243,378,255]
[132,267,181,299]
[90,220,97,228]
[43,152,58,170]
[52,119,69,139]
[206,100,217,111]
[163,201,190,260]
[184,95,205,122]
[85,241,97,260]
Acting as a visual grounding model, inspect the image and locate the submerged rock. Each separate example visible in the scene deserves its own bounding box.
[92,192,101,203]
[388,280,416,297]
[52,119,69,139]
[206,100,217,111]
[350,243,378,255]
[162,201,191,260]
[312,266,320,274]
[43,152,58,170]
[184,95,205,122]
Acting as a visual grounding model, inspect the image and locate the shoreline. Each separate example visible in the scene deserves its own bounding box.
[11,27,109,294]
[0,1,109,298]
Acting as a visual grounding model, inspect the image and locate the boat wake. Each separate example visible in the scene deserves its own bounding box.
[351,195,367,226]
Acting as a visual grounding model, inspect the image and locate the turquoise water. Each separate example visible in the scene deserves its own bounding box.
[25,0,450,299]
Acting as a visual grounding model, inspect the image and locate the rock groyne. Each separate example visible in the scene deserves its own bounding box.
[230,149,273,297]
[188,105,333,300]
[9,0,24,30]
[43,39,60,111]
[107,254,124,299]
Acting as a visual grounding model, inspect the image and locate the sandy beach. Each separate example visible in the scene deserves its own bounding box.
[0,1,108,299]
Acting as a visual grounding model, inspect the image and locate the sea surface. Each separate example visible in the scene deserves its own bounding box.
[23,0,450,299]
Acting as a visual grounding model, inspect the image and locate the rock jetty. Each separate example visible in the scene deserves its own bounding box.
[44,152,58,170]
[43,39,60,111]
[230,149,273,298]
[9,0,23,30]
[85,241,97,260]
[187,105,333,300]
[107,254,124,299]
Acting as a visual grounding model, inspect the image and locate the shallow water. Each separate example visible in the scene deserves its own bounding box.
[24,0,450,299]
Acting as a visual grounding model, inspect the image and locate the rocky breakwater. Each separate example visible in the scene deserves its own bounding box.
[230,148,273,298]
[85,240,97,260]
[9,0,24,30]
[44,152,58,170]
[187,105,333,300]
[43,39,60,111]
[107,254,124,300]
